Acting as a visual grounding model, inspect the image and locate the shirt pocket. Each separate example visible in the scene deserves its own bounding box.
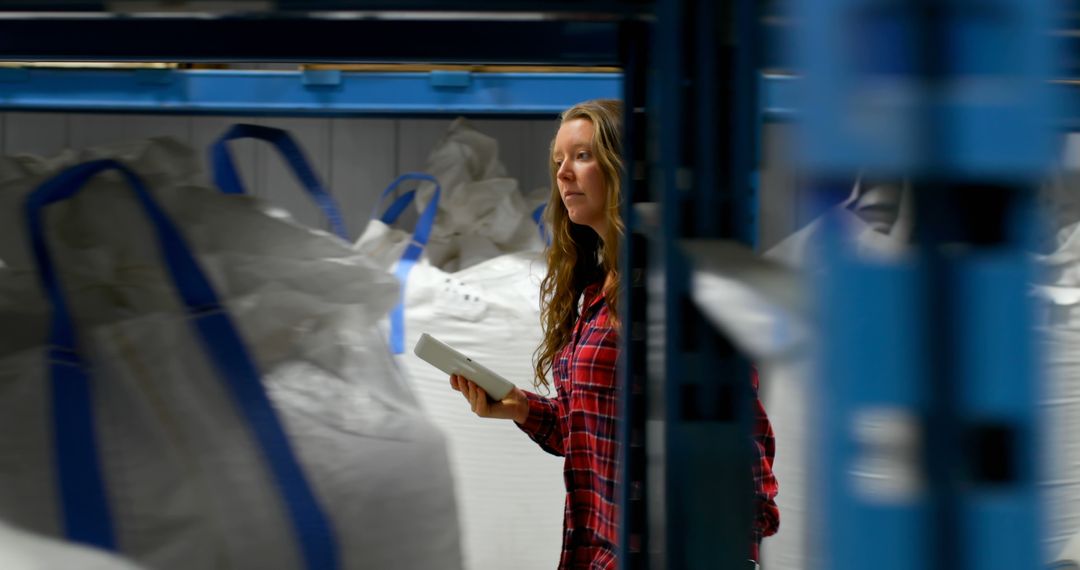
[571,322,619,392]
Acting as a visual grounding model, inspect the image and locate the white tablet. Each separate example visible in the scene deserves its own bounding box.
[413,333,516,400]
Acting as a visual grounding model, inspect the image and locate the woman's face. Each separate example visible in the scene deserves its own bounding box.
[553,117,607,236]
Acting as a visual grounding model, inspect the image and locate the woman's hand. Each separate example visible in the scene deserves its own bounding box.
[449,374,530,423]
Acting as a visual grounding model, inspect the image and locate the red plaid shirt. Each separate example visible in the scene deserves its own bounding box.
[518,284,779,568]
[750,367,781,559]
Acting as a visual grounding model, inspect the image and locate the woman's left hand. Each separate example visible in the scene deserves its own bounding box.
[450,374,529,423]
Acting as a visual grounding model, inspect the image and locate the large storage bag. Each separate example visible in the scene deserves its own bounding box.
[395,251,563,570]
[0,140,462,570]
[0,519,145,570]
[406,118,544,272]
[354,120,563,570]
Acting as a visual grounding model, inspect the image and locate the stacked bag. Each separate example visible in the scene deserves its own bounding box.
[399,117,546,272]
[0,134,462,570]
[355,119,565,570]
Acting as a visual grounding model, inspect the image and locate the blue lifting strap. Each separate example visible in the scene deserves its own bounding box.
[532,203,550,245]
[210,123,349,240]
[370,173,442,354]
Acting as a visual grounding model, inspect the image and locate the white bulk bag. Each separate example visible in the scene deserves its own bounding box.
[0,138,387,360]
[0,520,145,570]
[0,156,461,570]
[0,267,46,359]
[0,137,211,357]
[411,118,544,271]
[357,181,563,569]
[354,172,444,355]
[397,252,564,570]
[353,118,561,569]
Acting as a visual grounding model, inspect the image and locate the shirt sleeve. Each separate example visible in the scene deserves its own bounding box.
[750,368,780,559]
[515,390,566,457]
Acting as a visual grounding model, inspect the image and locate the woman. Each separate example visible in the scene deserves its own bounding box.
[450,99,779,568]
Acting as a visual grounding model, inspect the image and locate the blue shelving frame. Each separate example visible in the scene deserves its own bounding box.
[792,2,1052,570]
[8,66,1072,122]
[635,0,762,568]
[0,67,622,116]
[760,73,1080,128]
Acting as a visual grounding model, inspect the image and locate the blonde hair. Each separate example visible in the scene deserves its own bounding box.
[533,99,624,390]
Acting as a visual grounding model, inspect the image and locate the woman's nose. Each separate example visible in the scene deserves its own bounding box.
[557,163,572,179]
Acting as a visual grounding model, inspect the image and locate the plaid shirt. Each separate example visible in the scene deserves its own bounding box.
[518,284,780,568]
[750,367,780,559]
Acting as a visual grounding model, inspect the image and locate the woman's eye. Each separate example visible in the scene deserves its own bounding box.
[577,151,590,160]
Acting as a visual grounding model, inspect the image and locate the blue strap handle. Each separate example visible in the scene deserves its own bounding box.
[532,203,550,245]
[210,123,349,240]
[370,173,441,354]
[24,160,338,570]
[379,190,417,225]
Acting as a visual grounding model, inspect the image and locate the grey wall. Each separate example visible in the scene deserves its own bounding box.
[757,122,805,252]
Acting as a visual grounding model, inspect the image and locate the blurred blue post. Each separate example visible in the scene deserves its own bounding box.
[641,0,762,568]
[794,1,1055,570]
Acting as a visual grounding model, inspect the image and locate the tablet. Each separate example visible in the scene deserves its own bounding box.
[413,333,516,400]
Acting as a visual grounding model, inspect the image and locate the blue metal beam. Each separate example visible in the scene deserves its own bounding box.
[762,73,1080,127]
[0,68,622,116]
[5,59,1079,125]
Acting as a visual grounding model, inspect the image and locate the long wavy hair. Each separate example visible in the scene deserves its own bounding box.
[533,99,624,390]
